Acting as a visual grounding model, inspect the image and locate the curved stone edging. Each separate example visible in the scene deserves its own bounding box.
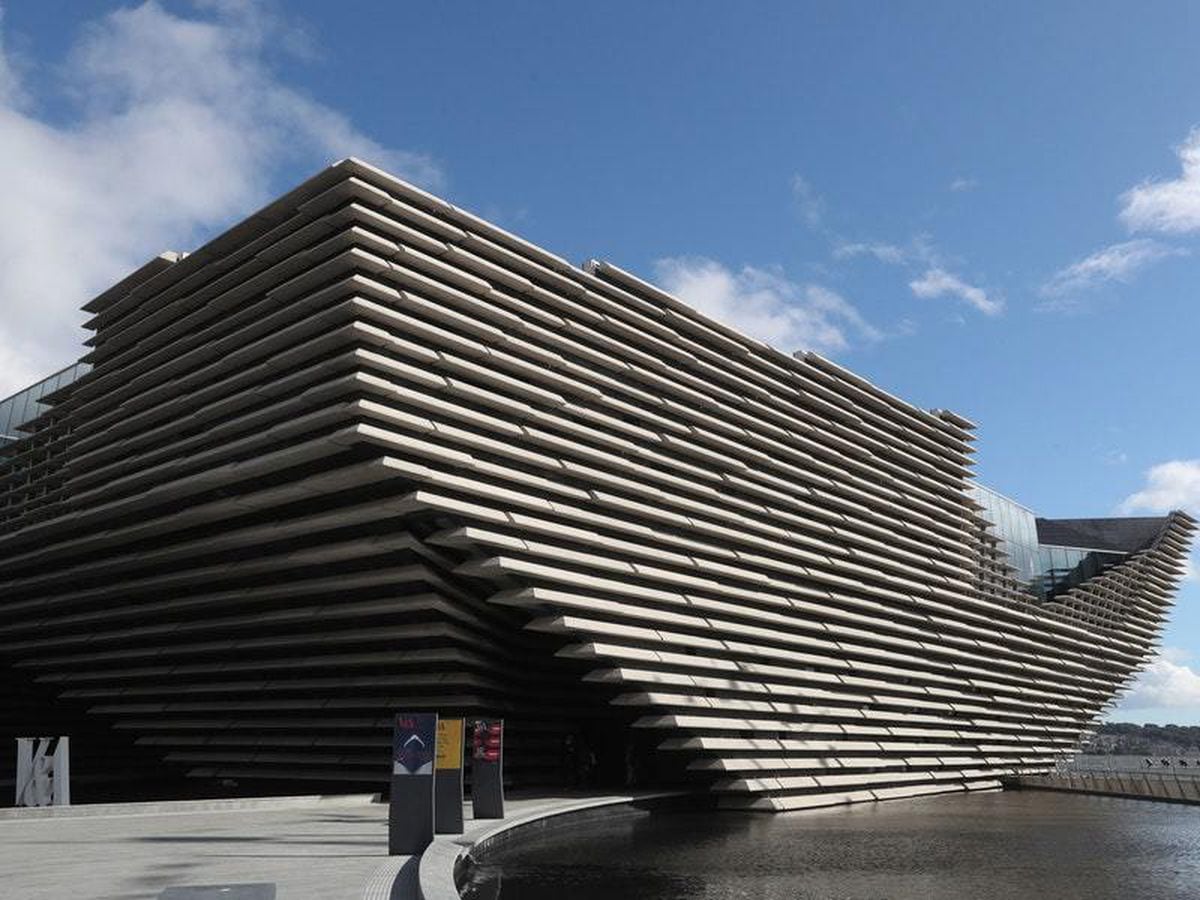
[417,791,699,900]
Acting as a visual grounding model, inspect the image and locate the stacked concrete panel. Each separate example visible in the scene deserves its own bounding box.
[0,159,1193,809]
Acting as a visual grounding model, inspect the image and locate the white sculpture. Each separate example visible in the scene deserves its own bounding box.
[15,737,70,807]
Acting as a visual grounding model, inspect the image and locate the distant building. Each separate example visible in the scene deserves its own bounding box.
[0,160,1193,810]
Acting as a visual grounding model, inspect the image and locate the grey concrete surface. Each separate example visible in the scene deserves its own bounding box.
[0,795,394,900]
[0,792,689,900]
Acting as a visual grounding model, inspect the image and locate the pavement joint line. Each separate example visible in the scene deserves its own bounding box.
[0,793,382,822]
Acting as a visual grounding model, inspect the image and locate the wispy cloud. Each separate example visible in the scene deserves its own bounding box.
[1040,127,1200,307]
[833,233,1001,320]
[833,233,937,268]
[1118,459,1200,514]
[909,267,1003,316]
[654,257,882,355]
[1039,239,1186,301]
[806,179,1000,326]
[791,175,826,232]
[949,176,978,192]
[832,241,909,265]
[1120,127,1200,234]
[0,0,440,397]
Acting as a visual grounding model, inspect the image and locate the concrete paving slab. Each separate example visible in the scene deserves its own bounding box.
[0,798,393,900]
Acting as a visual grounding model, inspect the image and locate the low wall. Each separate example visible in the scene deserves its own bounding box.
[416,792,703,900]
[1007,772,1200,805]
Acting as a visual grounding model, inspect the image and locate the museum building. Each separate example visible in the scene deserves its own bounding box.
[0,159,1193,810]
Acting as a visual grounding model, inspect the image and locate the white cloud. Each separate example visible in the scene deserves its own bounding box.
[654,257,881,355]
[1120,127,1200,234]
[0,1,440,397]
[791,175,826,231]
[834,237,1002,320]
[949,176,978,192]
[1118,459,1200,514]
[813,197,1002,326]
[1119,460,1200,584]
[1118,648,1200,711]
[1183,555,1198,583]
[909,267,1003,316]
[1040,239,1185,299]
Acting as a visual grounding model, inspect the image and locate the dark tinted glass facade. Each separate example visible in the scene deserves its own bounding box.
[968,484,1040,582]
[970,483,1164,602]
[1035,545,1126,601]
[0,363,89,451]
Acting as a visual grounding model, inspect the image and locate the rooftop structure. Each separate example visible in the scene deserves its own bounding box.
[968,484,1176,606]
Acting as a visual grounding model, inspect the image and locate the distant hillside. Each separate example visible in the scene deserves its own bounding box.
[1086,722,1200,755]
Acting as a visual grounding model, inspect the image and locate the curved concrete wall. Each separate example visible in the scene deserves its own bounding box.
[0,159,1193,810]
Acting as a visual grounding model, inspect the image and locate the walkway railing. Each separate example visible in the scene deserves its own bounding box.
[1009,769,1200,804]
[1061,758,1200,778]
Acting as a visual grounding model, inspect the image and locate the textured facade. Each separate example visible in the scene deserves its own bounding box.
[0,159,1193,810]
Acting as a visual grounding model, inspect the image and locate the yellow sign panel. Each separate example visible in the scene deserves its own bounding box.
[436,718,464,770]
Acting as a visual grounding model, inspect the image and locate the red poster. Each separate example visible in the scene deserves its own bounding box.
[471,719,503,763]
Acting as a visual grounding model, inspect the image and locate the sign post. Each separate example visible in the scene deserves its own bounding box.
[470,718,504,819]
[389,713,437,855]
[434,718,465,834]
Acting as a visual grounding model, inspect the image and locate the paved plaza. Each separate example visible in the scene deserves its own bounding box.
[0,792,674,899]
[0,796,395,900]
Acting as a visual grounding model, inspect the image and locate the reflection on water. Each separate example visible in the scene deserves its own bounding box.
[463,791,1200,900]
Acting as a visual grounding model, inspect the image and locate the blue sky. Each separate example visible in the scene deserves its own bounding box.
[1,1,1197,723]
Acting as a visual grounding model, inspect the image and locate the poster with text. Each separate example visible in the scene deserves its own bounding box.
[472,719,503,762]
[436,718,464,771]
